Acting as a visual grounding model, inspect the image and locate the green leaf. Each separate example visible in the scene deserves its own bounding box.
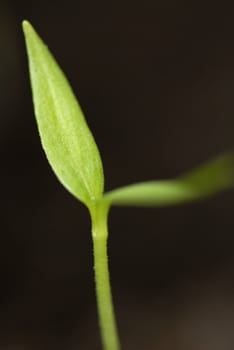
[104,154,234,207]
[22,21,104,208]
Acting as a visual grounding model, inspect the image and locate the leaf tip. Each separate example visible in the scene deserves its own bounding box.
[22,20,32,33]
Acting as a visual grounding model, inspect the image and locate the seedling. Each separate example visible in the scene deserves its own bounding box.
[22,21,234,350]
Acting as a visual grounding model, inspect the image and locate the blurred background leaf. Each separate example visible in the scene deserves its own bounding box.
[105,154,234,207]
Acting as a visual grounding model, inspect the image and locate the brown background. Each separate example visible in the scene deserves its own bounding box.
[1,1,234,349]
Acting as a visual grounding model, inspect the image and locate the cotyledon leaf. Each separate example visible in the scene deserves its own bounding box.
[104,153,234,207]
[22,21,104,209]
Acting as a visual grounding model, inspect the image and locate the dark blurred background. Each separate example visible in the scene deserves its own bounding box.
[1,1,234,349]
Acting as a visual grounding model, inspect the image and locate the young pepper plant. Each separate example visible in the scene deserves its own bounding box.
[22,21,234,350]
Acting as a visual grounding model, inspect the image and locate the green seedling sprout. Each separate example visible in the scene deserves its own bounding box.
[22,21,234,350]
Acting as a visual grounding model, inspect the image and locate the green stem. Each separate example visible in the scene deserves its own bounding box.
[90,201,121,350]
